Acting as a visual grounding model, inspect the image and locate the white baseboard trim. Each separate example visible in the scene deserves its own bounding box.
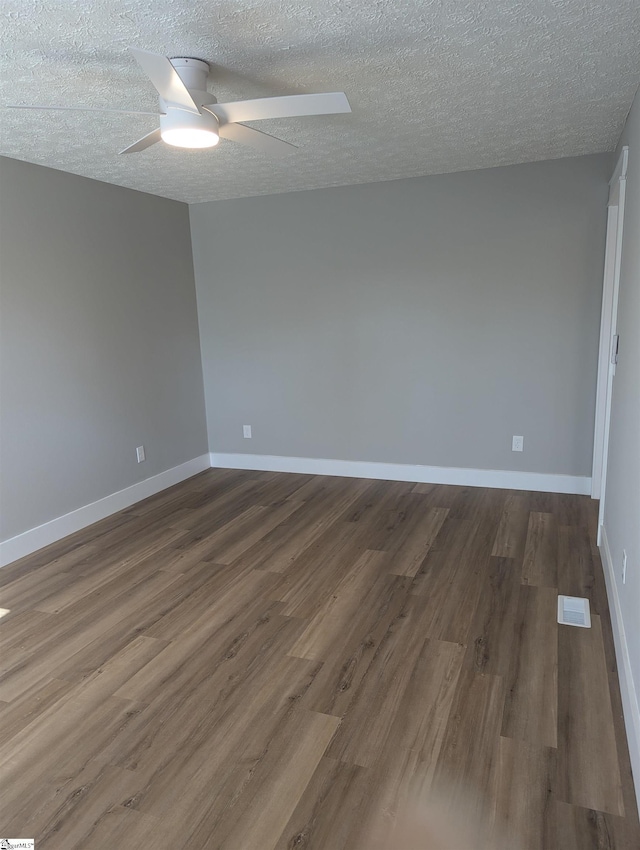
[209,453,591,495]
[0,454,211,568]
[0,451,592,568]
[600,525,640,812]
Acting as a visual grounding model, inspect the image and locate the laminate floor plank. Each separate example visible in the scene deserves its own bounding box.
[273,522,375,619]
[0,609,54,654]
[1,692,146,826]
[557,524,597,607]
[347,744,421,850]
[188,709,340,850]
[140,562,242,641]
[289,549,389,660]
[0,568,184,702]
[0,548,97,613]
[125,468,255,520]
[0,676,74,748]
[431,667,506,835]
[249,471,317,506]
[73,520,190,579]
[279,473,364,503]
[68,634,168,695]
[273,756,370,850]
[421,482,470,509]
[361,637,465,834]
[491,492,530,560]
[0,469,636,849]
[557,614,624,816]
[411,517,492,644]
[122,483,203,523]
[121,652,322,839]
[4,554,178,654]
[113,570,285,703]
[49,799,162,850]
[448,485,507,524]
[490,736,556,850]
[100,615,309,800]
[8,756,142,849]
[383,637,465,758]
[501,584,558,748]
[146,530,239,574]
[46,564,225,687]
[553,492,595,529]
[326,595,432,768]
[364,491,430,547]
[1,540,96,585]
[383,503,449,577]
[167,476,282,537]
[411,481,437,494]
[32,533,196,615]
[0,512,134,586]
[231,478,375,573]
[192,499,304,565]
[464,555,521,677]
[299,572,412,717]
[522,511,558,587]
[526,491,559,514]
[338,479,414,524]
[555,801,637,850]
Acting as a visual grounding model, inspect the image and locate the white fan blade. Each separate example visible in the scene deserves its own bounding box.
[129,47,200,114]
[218,121,297,155]
[209,92,351,125]
[7,105,161,116]
[119,128,162,154]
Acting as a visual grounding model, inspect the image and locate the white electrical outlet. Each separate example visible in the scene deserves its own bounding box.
[243,425,252,439]
[136,445,146,463]
[512,435,524,452]
[622,550,627,584]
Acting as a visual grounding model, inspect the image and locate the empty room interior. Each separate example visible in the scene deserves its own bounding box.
[1,2,639,848]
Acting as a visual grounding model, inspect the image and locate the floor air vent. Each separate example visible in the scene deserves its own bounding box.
[557,595,591,628]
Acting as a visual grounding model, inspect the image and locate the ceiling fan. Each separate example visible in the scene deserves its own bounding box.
[8,47,352,156]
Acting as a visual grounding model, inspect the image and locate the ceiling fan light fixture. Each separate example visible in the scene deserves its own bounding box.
[161,127,219,148]
[159,106,219,149]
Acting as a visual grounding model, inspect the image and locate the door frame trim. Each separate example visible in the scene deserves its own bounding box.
[592,147,628,535]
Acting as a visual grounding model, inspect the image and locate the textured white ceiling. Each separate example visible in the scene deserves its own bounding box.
[1,1,638,203]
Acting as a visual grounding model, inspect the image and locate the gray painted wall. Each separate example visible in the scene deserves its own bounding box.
[603,89,640,781]
[190,155,610,476]
[0,157,208,541]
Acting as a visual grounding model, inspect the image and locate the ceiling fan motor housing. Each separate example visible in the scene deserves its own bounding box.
[169,57,211,96]
[160,57,219,146]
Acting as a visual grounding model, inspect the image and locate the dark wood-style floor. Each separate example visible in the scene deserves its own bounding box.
[1,469,638,849]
